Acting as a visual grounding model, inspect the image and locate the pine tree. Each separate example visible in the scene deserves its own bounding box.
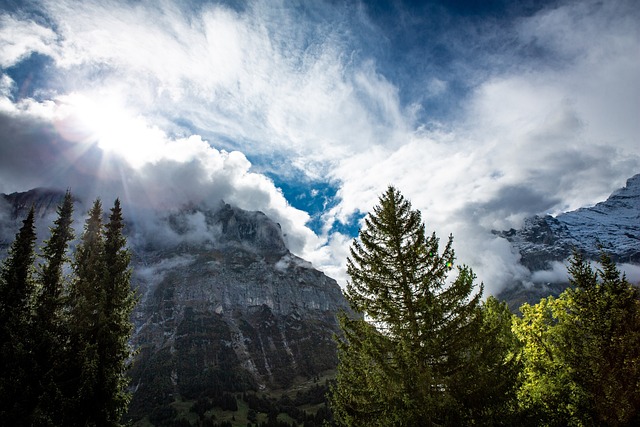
[32,191,75,425]
[0,207,38,424]
[66,199,136,426]
[564,252,640,425]
[99,198,136,425]
[67,199,107,425]
[0,195,136,426]
[38,191,74,323]
[457,296,522,426]
[330,186,487,426]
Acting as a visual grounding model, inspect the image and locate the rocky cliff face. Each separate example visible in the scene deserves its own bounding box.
[493,174,640,270]
[129,205,350,416]
[0,190,351,419]
[0,188,83,252]
[494,174,640,309]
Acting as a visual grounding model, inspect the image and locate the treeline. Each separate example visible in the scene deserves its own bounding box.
[0,193,136,426]
[330,187,640,427]
[150,388,332,427]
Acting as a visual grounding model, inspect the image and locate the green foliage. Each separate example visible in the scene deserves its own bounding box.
[67,198,137,426]
[99,199,137,424]
[38,191,74,319]
[331,186,517,426]
[514,251,640,426]
[331,186,639,426]
[0,207,37,305]
[450,296,522,426]
[0,195,136,426]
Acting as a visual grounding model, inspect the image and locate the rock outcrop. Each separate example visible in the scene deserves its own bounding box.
[494,174,640,270]
[494,174,640,309]
[0,191,351,420]
[127,204,351,417]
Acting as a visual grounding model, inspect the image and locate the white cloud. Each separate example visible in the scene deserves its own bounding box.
[0,0,638,294]
[0,15,58,67]
[305,231,352,286]
[530,261,640,288]
[0,93,318,257]
[531,261,570,285]
[620,264,640,286]
[318,0,640,290]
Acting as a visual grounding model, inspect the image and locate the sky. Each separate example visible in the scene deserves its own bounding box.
[0,0,638,294]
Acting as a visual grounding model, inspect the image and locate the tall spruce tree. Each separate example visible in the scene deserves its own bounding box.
[0,207,38,424]
[0,195,136,425]
[330,187,489,426]
[66,199,135,426]
[33,191,75,425]
[37,191,74,322]
[460,296,522,425]
[67,199,107,425]
[99,199,136,425]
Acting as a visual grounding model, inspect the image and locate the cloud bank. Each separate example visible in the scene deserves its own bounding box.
[0,0,638,293]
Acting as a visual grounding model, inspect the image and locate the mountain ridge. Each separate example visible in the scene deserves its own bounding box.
[495,173,640,310]
[0,188,351,423]
[494,173,640,270]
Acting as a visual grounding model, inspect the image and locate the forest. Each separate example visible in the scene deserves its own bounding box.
[330,187,640,427]
[0,188,638,426]
[0,193,136,426]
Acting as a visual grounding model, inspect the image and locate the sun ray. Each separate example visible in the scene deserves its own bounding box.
[60,92,163,169]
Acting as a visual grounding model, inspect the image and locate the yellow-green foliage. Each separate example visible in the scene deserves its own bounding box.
[514,252,640,426]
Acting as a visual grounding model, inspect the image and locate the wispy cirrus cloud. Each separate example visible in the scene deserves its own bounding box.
[0,0,638,293]
[0,14,57,67]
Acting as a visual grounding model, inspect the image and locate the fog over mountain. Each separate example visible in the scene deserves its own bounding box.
[1,0,639,295]
[493,174,640,309]
[0,171,639,418]
[0,188,352,420]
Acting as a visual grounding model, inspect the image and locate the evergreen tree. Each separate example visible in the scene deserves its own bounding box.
[0,207,38,424]
[99,198,136,425]
[0,195,136,425]
[563,252,640,425]
[37,191,74,322]
[67,199,107,425]
[514,251,640,426]
[66,199,136,426]
[330,186,489,426]
[32,191,75,425]
[457,296,522,426]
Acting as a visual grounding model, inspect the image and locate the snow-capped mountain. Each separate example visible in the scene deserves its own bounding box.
[494,174,640,270]
[494,174,640,309]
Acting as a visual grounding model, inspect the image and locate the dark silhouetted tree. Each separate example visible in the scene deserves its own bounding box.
[32,191,75,424]
[99,198,136,424]
[0,207,38,424]
[66,199,106,425]
[65,198,136,426]
[0,194,136,426]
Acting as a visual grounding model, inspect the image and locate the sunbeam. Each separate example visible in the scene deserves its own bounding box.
[61,92,163,168]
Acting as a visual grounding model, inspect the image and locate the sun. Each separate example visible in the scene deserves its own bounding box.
[62,93,161,168]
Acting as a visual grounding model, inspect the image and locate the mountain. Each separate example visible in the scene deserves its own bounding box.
[0,189,351,424]
[0,188,81,251]
[127,203,352,419]
[495,174,640,309]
